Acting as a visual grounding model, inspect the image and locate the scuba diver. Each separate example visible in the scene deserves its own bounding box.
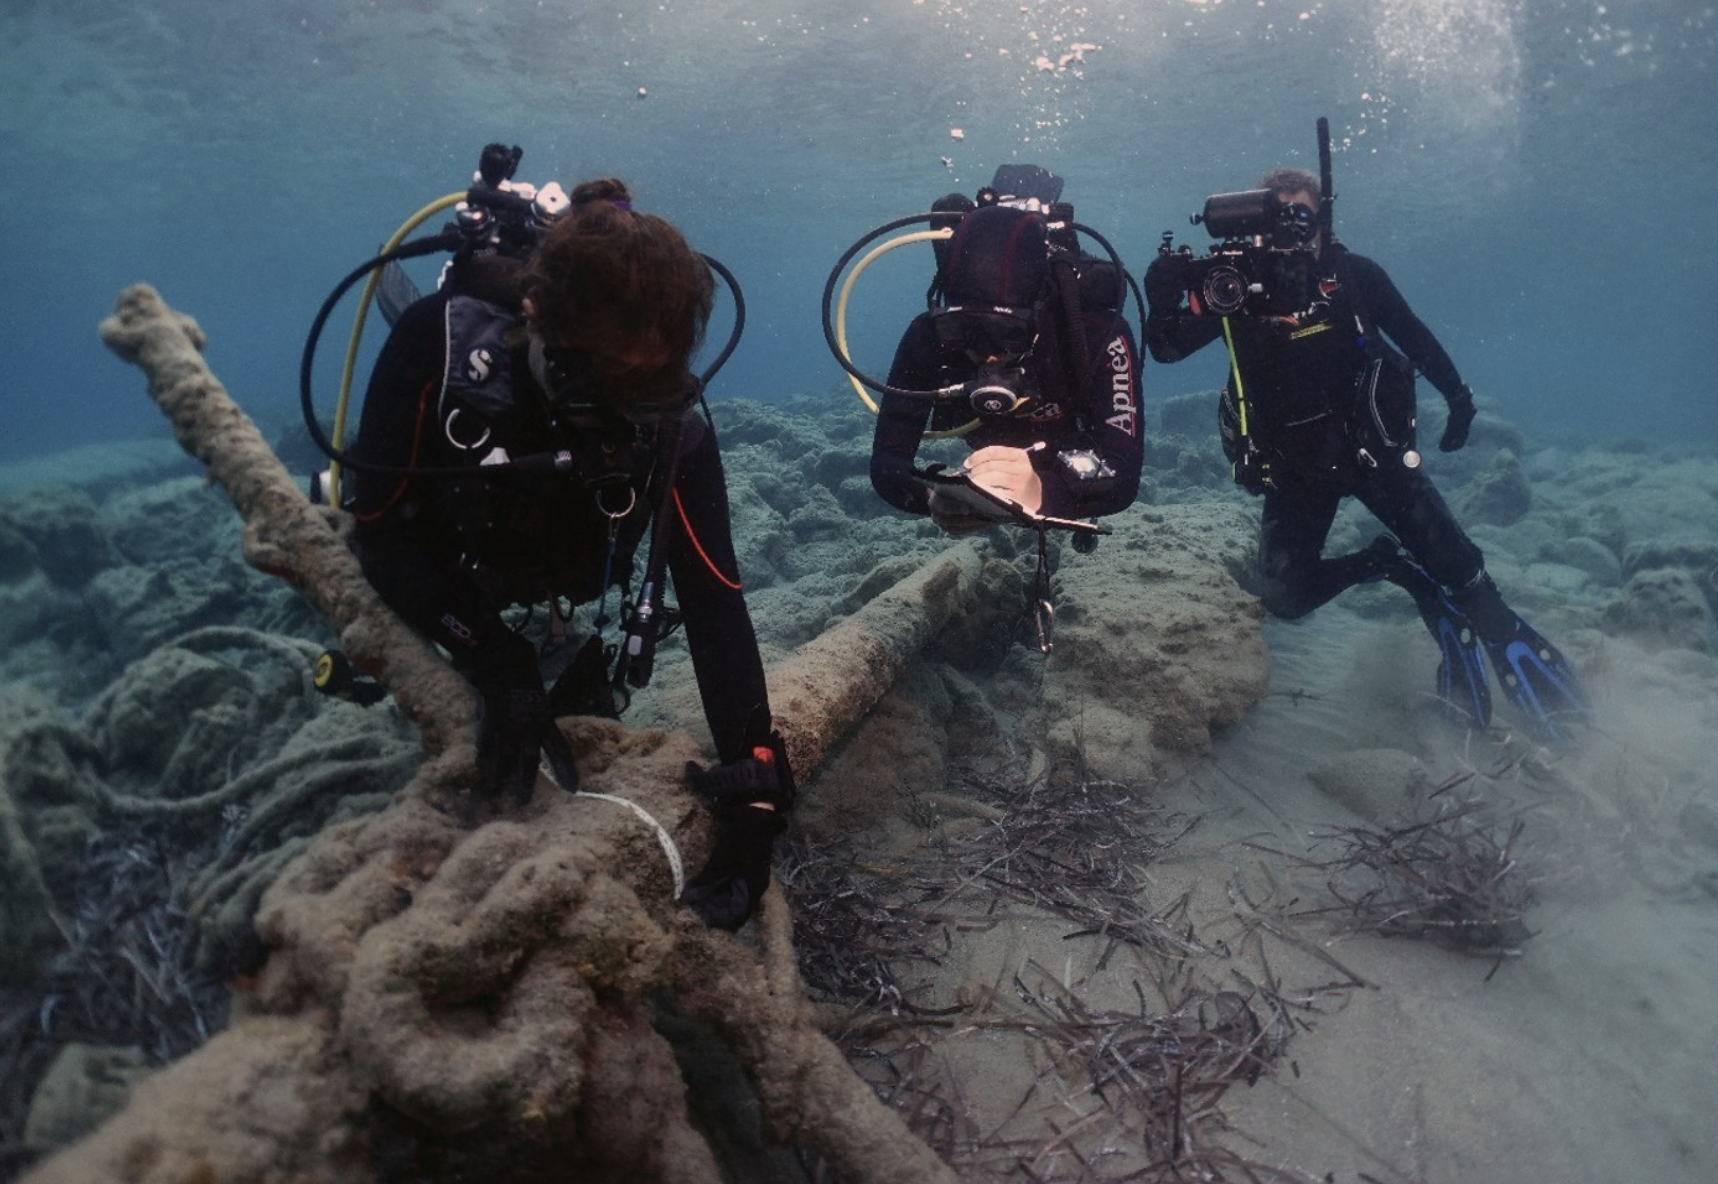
[861,165,1143,535]
[1143,130,1588,742]
[312,152,790,929]
[822,165,1142,653]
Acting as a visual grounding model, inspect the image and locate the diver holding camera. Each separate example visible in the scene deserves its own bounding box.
[1142,122,1587,742]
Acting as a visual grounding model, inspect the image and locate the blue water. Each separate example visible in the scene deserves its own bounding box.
[2,0,1713,465]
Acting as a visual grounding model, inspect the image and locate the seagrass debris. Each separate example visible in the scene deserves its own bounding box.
[777,758,1315,1181]
[1298,776,1535,960]
[1,624,417,1161]
[23,285,980,1182]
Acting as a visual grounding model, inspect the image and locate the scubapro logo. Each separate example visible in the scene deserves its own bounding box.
[1103,336,1137,435]
[466,348,494,384]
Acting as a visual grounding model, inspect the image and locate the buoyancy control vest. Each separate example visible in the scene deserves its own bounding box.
[1217,243,1421,492]
[430,293,657,601]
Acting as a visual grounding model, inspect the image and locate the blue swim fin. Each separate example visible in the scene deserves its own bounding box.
[1373,540,1492,731]
[1473,616,1590,744]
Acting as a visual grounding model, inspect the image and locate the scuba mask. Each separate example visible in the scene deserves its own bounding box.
[930,305,1038,362]
[929,305,1042,417]
[530,334,699,426]
[1279,200,1319,246]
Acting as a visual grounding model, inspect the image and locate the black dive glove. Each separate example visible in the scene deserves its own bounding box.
[679,734,796,931]
[469,640,580,803]
[1144,252,1191,316]
[1440,387,1477,452]
[474,684,580,803]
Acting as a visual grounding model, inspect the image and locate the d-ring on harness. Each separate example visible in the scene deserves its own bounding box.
[590,485,638,631]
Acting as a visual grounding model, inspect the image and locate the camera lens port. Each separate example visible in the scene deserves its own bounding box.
[1201,265,1250,316]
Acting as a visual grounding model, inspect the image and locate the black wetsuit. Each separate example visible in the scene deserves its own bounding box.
[349,287,770,762]
[1146,241,1483,618]
[871,307,1144,520]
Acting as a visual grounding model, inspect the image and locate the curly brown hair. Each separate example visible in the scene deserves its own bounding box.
[522,178,714,371]
[1258,167,1320,202]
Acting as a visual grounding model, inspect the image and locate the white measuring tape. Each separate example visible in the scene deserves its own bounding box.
[575,792,686,899]
[536,758,686,897]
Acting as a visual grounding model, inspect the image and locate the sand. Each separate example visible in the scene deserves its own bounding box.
[3,385,1716,1181]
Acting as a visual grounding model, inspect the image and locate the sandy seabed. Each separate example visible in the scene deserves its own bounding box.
[3,383,1716,1182]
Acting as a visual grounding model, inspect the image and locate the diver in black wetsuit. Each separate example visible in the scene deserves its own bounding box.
[869,180,1143,533]
[870,292,1143,527]
[349,177,790,928]
[1144,166,1587,741]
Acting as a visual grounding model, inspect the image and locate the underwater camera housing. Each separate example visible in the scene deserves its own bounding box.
[1173,189,1319,317]
[1158,117,1337,319]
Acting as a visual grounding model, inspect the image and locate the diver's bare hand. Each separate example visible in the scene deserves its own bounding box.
[962,445,1044,514]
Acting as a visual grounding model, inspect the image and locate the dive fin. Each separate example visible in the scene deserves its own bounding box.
[375,259,423,328]
[1474,618,1590,744]
[1377,543,1492,731]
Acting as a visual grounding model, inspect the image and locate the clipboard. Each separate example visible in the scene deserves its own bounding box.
[915,467,1106,537]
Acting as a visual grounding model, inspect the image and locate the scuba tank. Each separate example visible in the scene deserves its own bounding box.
[820,166,1144,439]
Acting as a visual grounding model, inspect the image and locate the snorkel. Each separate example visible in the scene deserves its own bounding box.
[1317,115,1335,245]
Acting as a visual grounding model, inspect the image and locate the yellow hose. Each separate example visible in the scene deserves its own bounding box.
[327,191,466,505]
[835,227,979,439]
